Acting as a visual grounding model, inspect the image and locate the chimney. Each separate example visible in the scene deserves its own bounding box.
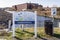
[15,5,17,11]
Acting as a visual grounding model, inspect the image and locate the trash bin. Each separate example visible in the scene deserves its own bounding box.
[44,20,53,35]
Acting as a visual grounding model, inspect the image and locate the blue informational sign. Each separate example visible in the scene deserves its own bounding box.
[12,11,37,38]
[51,7,57,16]
[13,11,35,24]
[15,21,35,24]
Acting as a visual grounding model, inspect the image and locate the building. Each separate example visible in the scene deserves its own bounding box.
[12,3,43,11]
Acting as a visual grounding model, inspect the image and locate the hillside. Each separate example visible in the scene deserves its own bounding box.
[0,9,12,28]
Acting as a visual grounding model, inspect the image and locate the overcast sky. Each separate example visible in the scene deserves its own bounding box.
[0,0,60,8]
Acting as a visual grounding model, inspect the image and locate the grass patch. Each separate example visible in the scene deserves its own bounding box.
[0,27,60,40]
[15,27,60,39]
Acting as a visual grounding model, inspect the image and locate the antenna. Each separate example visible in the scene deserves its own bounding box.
[29,1,31,3]
[28,0,31,3]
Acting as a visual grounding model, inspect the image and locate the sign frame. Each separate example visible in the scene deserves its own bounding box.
[12,11,37,38]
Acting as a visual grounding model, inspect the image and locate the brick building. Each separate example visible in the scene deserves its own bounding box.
[12,3,43,11]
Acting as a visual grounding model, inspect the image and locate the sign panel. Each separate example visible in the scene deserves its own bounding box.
[51,7,57,16]
[12,11,37,38]
[13,11,35,24]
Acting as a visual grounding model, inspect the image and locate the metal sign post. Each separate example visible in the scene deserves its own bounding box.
[21,24,24,31]
[51,7,57,25]
[8,20,11,31]
[34,11,37,38]
[59,22,60,28]
[12,12,15,37]
[59,22,60,31]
